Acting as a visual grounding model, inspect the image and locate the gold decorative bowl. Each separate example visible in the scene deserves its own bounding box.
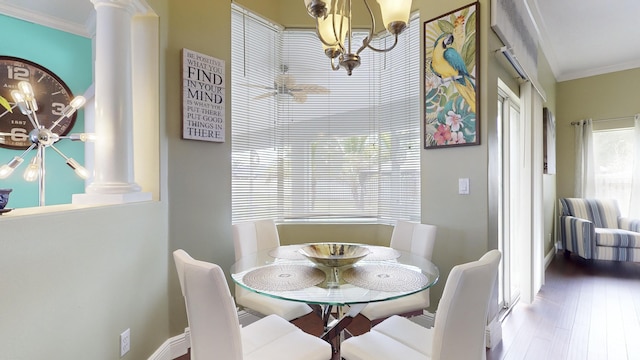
[299,243,370,268]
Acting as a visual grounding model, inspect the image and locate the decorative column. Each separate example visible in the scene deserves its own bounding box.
[74,0,151,204]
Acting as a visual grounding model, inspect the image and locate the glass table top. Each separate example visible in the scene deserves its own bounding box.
[231,244,439,306]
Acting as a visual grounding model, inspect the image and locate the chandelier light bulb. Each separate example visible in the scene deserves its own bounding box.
[66,158,89,179]
[62,96,87,117]
[376,0,411,34]
[18,81,38,112]
[11,90,30,115]
[23,156,41,182]
[0,157,24,179]
[69,133,96,142]
[318,14,349,58]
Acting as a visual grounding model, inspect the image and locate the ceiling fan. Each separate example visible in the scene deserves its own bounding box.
[246,66,329,103]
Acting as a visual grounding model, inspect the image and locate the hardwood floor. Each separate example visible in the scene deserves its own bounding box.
[174,253,640,360]
[487,253,640,360]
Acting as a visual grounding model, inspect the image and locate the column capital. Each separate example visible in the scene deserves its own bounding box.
[91,0,147,14]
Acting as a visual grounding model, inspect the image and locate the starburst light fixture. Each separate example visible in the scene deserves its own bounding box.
[303,0,412,75]
[0,81,90,206]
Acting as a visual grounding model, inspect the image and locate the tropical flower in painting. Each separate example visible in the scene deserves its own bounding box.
[450,131,466,144]
[445,110,463,132]
[434,124,452,145]
[425,77,439,91]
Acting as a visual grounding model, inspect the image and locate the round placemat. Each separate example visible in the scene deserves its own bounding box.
[342,264,429,292]
[364,246,401,261]
[268,245,306,260]
[243,264,325,291]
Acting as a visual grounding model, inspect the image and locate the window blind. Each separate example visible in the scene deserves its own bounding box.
[231,5,420,224]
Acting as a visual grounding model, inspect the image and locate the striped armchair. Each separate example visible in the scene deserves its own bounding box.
[559,198,640,262]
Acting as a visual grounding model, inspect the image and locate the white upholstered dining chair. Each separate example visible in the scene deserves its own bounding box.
[232,219,313,321]
[358,220,437,325]
[173,249,331,360]
[341,249,501,360]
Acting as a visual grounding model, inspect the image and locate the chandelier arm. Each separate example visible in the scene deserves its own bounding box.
[30,111,41,129]
[49,114,68,132]
[354,0,376,54]
[23,111,39,131]
[21,143,37,157]
[49,144,72,162]
[366,33,399,53]
[330,57,341,71]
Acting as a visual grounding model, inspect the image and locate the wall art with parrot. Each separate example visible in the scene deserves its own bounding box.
[424,2,479,148]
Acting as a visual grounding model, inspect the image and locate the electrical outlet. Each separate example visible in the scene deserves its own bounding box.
[120,328,130,357]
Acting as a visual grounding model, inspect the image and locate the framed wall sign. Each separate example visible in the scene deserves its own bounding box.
[181,48,225,143]
[423,2,480,149]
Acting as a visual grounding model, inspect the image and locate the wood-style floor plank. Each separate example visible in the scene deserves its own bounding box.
[488,253,640,360]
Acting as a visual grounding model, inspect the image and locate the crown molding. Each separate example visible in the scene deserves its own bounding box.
[0,4,93,38]
[557,59,640,82]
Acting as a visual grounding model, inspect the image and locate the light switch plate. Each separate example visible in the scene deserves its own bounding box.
[458,178,469,195]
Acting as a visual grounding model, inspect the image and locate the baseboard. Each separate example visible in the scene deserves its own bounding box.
[544,245,557,269]
[408,310,435,328]
[485,315,502,349]
[147,328,190,360]
[148,309,259,360]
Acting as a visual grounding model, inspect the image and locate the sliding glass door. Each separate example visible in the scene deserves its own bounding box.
[497,83,521,311]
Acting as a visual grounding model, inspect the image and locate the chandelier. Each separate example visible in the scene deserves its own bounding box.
[303,0,412,75]
[0,81,89,206]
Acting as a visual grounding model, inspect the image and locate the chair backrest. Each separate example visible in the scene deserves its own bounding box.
[559,198,620,229]
[431,250,501,360]
[232,219,281,261]
[389,220,437,260]
[173,249,243,360]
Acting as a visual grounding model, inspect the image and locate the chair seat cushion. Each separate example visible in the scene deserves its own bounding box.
[371,315,433,357]
[237,288,312,320]
[341,328,428,360]
[595,228,640,248]
[242,314,330,360]
[360,290,429,321]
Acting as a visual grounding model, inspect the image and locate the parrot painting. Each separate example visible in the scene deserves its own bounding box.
[430,32,476,114]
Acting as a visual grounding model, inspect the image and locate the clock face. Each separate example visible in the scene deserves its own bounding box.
[0,56,77,150]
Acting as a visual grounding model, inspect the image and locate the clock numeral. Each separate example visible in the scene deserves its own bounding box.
[7,128,29,142]
[7,66,30,81]
[51,102,66,116]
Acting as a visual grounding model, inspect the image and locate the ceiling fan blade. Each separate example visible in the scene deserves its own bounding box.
[241,83,276,90]
[253,92,277,100]
[292,93,307,103]
[277,74,295,87]
[290,84,330,94]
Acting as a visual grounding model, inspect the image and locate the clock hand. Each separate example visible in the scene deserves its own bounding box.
[0,103,18,118]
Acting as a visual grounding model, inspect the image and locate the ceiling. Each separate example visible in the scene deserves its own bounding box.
[1,0,639,82]
[527,0,640,81]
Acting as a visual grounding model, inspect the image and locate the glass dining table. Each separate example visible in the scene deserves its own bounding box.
[230,243,439,357]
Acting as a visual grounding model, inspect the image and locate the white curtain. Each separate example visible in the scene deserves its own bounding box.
[574,119,596,198]
[629,115,640,218]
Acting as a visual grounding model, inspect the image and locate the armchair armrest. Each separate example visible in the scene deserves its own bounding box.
[619,217,640,233]
[559,215,596,259]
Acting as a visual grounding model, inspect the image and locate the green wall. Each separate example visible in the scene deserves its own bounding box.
[556,67,640,200]
[0,14,92,208]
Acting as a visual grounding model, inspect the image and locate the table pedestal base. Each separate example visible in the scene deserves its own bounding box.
[319,303,366,359]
